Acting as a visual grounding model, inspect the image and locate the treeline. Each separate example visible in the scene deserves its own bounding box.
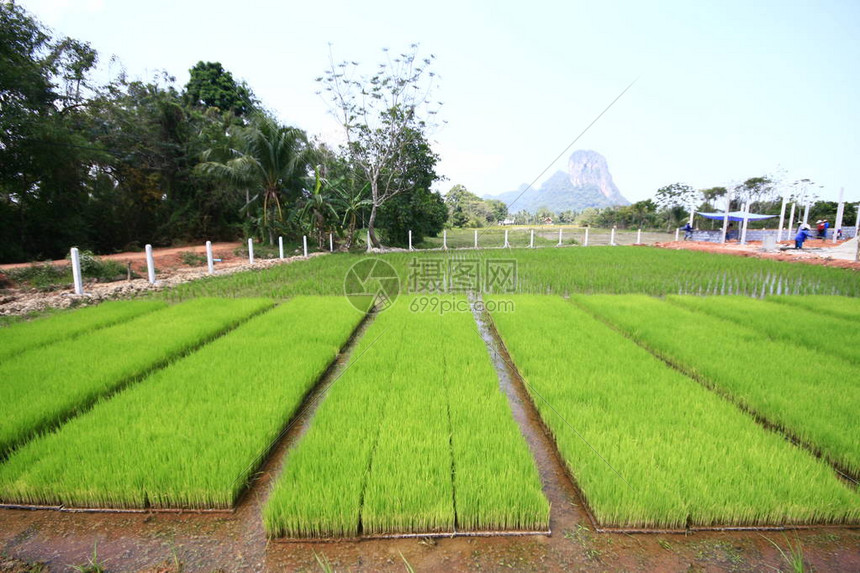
[0,3,445,263]
[504,179,855,231]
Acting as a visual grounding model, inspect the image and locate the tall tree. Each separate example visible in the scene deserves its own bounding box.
[184,61,255,117]
[318,44,442,248]
[199,114,311,244]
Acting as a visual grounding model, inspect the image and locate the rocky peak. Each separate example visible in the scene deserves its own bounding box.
[567,150,626,203]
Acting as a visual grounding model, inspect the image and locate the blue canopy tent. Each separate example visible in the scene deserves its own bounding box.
[697,211,775,222]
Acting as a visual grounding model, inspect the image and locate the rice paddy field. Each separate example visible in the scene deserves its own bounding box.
[489,295,859,528]
[0,297,361,509]
[263,297,549,537]
[572,294,860,478]
[160,247,860,301]
[0,246,858,571]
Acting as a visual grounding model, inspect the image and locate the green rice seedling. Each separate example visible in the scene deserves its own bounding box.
[159,248,860,303]
[667,295,860,364]
[0,297,273,457]
[0,300,166,363]
[489,295,860,528]
[263,296,548,538]
[572,294,860,477]
[0,297,361,509]
[770,295,860,322]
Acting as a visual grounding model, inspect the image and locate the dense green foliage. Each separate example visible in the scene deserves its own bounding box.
[264,298,548,537]
[0,5,445,262]
[573,295,860,476]
[0,297,360,508]
[161,248,860,303]
[489,295,859,527]
[445,185,508,227]
[668,295,860,364]
[0,300,165,362]
[0,297,272,457]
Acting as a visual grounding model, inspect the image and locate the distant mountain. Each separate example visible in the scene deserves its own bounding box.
[487,150,629,213]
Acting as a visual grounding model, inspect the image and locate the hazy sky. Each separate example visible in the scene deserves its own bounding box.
[19,0,860,204]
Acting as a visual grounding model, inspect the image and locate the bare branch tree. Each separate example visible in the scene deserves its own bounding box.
[317,44,442,248]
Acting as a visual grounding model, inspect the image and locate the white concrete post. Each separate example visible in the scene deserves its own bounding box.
[366,230,372,252]
[674,228,680,241]
[777,194,787,242]
[611,227,617,246]
[70,247,84,295]
[504,229,509,248]
[787,202,796,237]
[720,193,732,244]
[206,241,214,275]
[408,230,413,251]
[278,236,284,260]
[303,235,308,258]
[688,205,695,227]
[329,233,334,252]
[558,227,563,246]
[802,202,810,225]
[443,230,448,250]
[529,229,534,248]
[145,244,156,284]
[833,187,845,243]
[854,203,860,237]
[740,201,750,245]
[248,239,255,264]
[474,229,478,249]
[637,229,642,244]
[584,227,589,246]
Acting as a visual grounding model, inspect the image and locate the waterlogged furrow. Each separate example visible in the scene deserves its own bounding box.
[263,297,548,537]
[668,295,860,364]
[0,297,273,457]
[574,294,860,477]
[0,300,166,363]
[490,295,860,528]
[0,297,360,509]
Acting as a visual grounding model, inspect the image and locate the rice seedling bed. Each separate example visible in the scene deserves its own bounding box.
[770,295,860,322]
[0,300,166,363]
[160,247,860,302]
[488,295,860,529]
[0,297,362,509]
[667,295,860,364]
[572,294,860,479]
[0,297,273,458]
[263,297,549,538]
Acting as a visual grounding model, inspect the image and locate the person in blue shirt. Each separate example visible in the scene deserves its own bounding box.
[795,224,811,249]
[683,222,693,240]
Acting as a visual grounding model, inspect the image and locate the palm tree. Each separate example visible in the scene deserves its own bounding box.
[299,166,339,249]
[198,114,311,244]
[337,181,372,250]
